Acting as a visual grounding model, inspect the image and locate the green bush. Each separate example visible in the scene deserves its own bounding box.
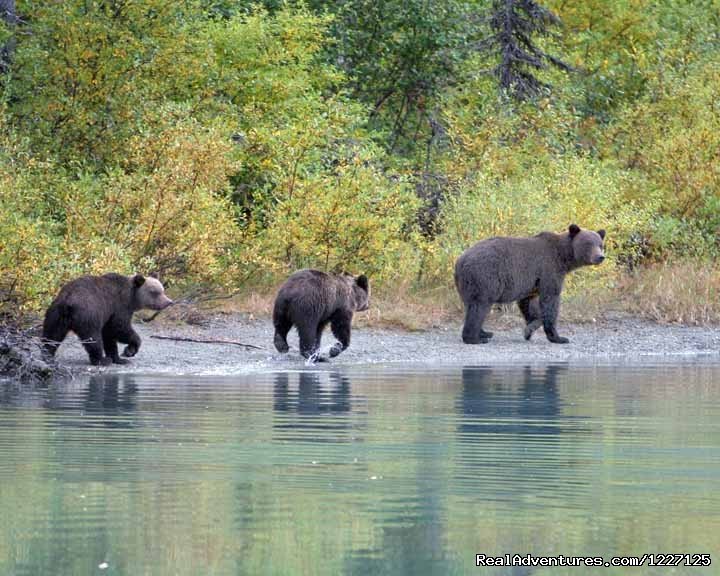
[253,146,422,282]
[1,0,719,318]
[426,155,654,290]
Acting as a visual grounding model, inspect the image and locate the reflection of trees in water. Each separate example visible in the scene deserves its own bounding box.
[346,366,567,575]
[1,374,141,575]
[343,443,458,575]
[344,373,461,576]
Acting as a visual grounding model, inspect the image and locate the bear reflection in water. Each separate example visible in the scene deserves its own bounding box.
[457,365,565,436]
[272,371,353,441]
[455,365,592,503]
[83,373,139,418]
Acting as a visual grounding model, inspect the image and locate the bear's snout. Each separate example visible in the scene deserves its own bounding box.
[158,297,174,309]
[146,295,173,310]
[593,255,605,264]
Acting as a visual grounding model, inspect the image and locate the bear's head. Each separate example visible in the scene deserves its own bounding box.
[132,275,174,311]
[568,224,606,266]
[352,274,370,312]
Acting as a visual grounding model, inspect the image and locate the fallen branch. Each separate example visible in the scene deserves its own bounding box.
[1,326,69,382]
[150,335,265,350]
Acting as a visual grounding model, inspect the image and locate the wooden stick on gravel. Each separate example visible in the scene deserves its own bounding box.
[150,335,265,350]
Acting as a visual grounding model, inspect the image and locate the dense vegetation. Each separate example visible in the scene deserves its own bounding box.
[0,0,718,317]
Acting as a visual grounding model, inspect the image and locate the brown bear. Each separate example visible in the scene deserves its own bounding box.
[42,273,173,365]
[273,269,370,362]
[455,224,606,344]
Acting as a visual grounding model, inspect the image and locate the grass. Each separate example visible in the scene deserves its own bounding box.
[616,261,720,325]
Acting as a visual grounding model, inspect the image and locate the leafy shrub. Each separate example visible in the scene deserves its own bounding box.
[608,59,720,257]
[0,108,241,311]
[255,147,422,282]
[425,154,653,291]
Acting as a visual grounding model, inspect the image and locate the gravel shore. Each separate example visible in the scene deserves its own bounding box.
[53,312,720,375]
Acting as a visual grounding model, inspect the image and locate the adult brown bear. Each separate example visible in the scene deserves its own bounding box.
[455,224,606,344]
[42,273,173,365]
[273,269,369,362]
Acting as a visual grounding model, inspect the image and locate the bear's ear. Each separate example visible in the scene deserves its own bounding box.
[356,274,369,292]
[568,224,581,238]
[133,274,146,288]
[597,229,606,240]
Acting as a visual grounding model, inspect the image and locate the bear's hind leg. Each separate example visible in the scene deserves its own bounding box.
[41,304,71,358]
[273,315,292,353]
[297,320,324,361]
[329,311,352,358]
[316,320,329,349]
[462,302,492,344]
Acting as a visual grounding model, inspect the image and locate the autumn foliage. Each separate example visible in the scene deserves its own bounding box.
[0,1,718,314]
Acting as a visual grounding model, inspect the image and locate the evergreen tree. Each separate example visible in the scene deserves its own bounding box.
[485,0,570,100]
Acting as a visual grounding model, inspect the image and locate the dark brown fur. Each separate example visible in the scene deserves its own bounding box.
[455,224,606,344]
[42,273,173,365]
[273,269,369,361]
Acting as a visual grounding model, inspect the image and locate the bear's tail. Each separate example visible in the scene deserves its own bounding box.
[42,302,72,356]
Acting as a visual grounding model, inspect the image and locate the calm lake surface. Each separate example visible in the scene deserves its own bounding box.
[1,362,719,575]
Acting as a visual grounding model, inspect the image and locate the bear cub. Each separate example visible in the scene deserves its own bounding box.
[273,269,370,362]
[42,273,173,366]
[455,224,606,345]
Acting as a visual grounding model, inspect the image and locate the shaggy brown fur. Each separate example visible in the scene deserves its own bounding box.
[42,273,173,365]
[273,269,369,361]
[455,224,606,344]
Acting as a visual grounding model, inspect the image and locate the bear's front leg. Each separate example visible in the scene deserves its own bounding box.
[102,324,129,364]
[80,330,111,366]
[518,296,542,341]
[103,336,128,364]
[539,288,569,344]
[121,331,141,358]
[116,324,141,358]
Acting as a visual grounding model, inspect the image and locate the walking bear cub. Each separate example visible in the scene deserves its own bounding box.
[273,269,370,362]
[42,273,173,365]
[455,224,606,345]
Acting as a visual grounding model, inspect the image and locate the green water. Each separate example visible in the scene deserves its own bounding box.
[1,363,719,575]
